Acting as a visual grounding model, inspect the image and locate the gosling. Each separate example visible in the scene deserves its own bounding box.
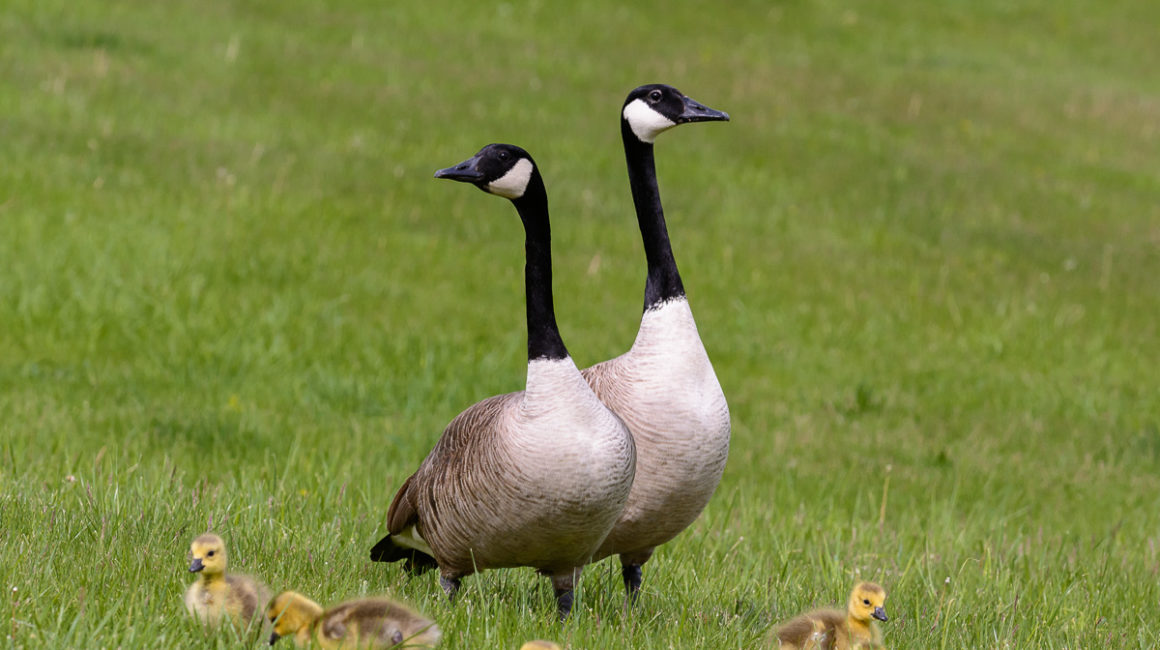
[184,533,269,631]
[520,642,561,650]
[266,590,441,648]
[774,582,888,649]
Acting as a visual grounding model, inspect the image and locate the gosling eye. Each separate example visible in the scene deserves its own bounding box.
[648,89,663,102]
[207,551,216,557]
[863,599,870,605]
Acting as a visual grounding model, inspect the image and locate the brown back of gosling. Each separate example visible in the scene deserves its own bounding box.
[319,597,441,648]
[776,608,846,649]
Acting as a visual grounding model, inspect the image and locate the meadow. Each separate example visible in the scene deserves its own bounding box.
[2,0,1159,647]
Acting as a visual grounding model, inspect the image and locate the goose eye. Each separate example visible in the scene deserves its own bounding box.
[863,599,870,605]
[498,151,509,160]
[648,89,663,102]
[207,551,215,557]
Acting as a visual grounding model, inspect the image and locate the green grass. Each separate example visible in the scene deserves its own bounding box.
[2,0,1159,647]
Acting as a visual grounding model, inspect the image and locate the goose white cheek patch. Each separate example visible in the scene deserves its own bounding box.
[623,98,677,143]
[487,158,534,199]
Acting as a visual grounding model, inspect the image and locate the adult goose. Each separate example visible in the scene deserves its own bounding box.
[583,84,731,598]
[370,144,636,620]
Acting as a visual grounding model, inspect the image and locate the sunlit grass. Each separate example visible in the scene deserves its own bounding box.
[2,0,1158,647]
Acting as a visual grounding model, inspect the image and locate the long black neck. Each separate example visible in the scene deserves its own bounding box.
[622,119,685,311]
[510,172,569,362]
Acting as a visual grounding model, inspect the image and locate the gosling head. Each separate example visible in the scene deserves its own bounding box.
[434,143,541,201]
[847,581,888,624]
[188,533,227,577]
[621,83,729,144]
[266,591,324,646]
[520,642,562,650]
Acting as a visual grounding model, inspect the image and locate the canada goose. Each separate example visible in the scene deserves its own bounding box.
[774,582,889,649]
[583,84,731,598]
[184,533,270,631]
[519,641,562,650]
[369,144,636,619]
[266,590,441,648]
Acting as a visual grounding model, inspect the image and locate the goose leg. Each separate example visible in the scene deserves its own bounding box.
[550,570,580,620]
[620,550,653,602]
[621,563,643,601]
[439,576,461,602]
[553,587,574,621]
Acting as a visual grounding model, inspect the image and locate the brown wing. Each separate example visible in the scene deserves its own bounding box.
[421,392,520,467]
[386,474,419,535]
[385,392,520,534]
[409,393,521,495]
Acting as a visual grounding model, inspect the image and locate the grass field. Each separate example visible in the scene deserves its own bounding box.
[2,0,1159,647]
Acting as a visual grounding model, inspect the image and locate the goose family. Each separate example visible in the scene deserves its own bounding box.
[773,582,889,649]
[266,590,441,648]
[369,144,637,619]
[584,84,731,598]
[184,533,269,632]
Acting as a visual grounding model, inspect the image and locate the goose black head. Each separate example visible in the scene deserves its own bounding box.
[435,143,538,200]
[621,83,729,144]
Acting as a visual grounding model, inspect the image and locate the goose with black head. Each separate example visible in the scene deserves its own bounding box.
[582,84,732,600]
[370,144,636,620]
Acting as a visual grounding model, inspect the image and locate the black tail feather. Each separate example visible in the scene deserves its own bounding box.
[369,535,438,574]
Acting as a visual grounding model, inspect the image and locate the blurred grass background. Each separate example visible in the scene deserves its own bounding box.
[1,0,1158,647]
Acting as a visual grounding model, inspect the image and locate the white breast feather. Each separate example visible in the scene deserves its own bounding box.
[589,296,730,558]
[633,298,714,370]
[517,357,635,495]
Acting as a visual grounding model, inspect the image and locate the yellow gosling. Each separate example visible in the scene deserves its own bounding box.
[184,533,269,631]
[774,582,888,649]
[267,591,441,648]
[520,642,562,650]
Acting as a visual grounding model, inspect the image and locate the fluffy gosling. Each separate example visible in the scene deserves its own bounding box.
[774,582,888,649]
[266,590,441,648]
[520,642,561,650]
[184,533,270,631]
